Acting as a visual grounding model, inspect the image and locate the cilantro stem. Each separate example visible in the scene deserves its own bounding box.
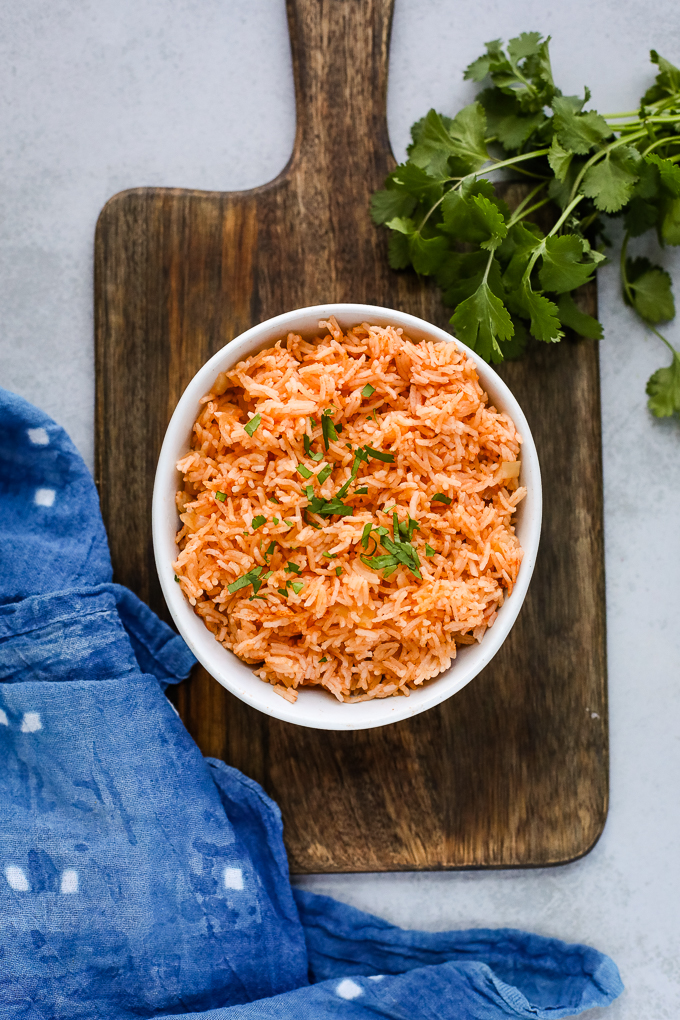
[641,134,680,157]
[649,326,678,356]
[418,150,553,236]
[418,181,462,232]
[482,247,494,284]
[521,194,585,287]
[486,148,551,173]
[548,194,585,236]
[512,195,552,225]
[506,181,547,226]
[620,231,634,307]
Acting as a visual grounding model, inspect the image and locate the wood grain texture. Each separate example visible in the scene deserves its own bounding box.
[94,0,608,872]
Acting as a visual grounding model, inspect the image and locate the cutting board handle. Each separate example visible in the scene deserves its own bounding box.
[286,0,395,169]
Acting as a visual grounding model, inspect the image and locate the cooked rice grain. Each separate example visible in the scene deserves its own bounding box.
[174,319,525,703]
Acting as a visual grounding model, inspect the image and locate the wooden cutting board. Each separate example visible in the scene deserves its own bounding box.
[94,0,608,872]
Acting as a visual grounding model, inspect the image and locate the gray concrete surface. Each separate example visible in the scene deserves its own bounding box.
[1,2,679,1016]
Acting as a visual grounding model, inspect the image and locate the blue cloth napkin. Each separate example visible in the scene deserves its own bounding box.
[0,387,623,1020]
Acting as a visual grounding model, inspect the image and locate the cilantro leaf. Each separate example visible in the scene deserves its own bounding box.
[552,96,610,154]
[624,198,659,238]
[646,154,680,197]
[450,275,514,361]
[251,515,266,530]
[388,231,411,270]
[409,233,449,275]
[303,433,323,461]
[556,293,604,340]
[365,446,394,463]
[409,104,489,174]
[431,493,452,504]
[296,463,313,479]
[642,50,680,104]
[538,235,595,293]
[624,257,675,323]
[478,88,545,150]
[244,413,261,437]
[501,222,544,291]
[370,185,417,225]
[317,463,333,485]
[321,410,339,451]
[661,197,680,246]
[362,383,375,397]
[515,284,564,343]
[215,491,226,502]
[582,147,640,213]
[441,191,508,251]
[290,582,304,595]
[227,565,263,595]
[425,543,435,556]
[547,136,573,181]
[646,346,680,417]
[285,562,301,574]
[307,495,354,518]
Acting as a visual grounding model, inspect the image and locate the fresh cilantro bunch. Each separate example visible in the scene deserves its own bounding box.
[371,34,680,420]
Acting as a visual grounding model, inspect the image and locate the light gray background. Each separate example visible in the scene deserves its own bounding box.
[1,2,678,1017]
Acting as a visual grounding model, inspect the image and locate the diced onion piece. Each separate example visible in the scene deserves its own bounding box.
[496,460,521,481]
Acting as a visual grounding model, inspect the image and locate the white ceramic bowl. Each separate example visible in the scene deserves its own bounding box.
[153,303,542,731]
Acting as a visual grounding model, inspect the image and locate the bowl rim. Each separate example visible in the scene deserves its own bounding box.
[152,302,542,731]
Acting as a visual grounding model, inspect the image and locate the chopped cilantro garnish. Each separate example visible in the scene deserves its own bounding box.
[290,581,304,594]
[249,594,266,601]
[303,511,321,529]
[227,565,264,594]
[362,383,375,397]
[322,552,337,559]
[310,416,317,427]
[398,515,420,542]
[425,543,435,556]
[432,493,452,505]
[336,423,343,433]
[307,495,354,518]
[336,447,368,499]
[297,463,313,479]
[277,587,288,596]
[304,433,323,461]
[263,571,273,579]
[265,541,276,558]
[285,562,301,574]
[251,515,266,530]
[272,517,279,525]
[270,496,280,504]
[365,446,394,463]
[244,413,261,437]
[320,657,328,663]
[355,486,368,494]
[321,409,339,450]
[360,515,422,580]
[305,485,314,500]
[317,463,333,485]
[174,574,180,582]
[361,523,373,549]
[284,519,294,526]
[215,491,226,501]
[335,566,342,576]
